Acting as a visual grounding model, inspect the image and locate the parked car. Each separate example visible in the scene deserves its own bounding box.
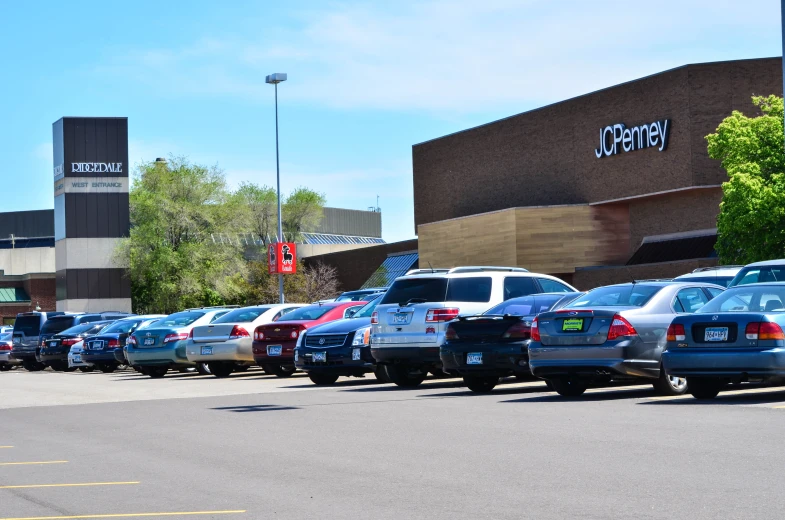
[0,326,13,334]
[295,295,388,385]
[81,315,166,373]
[674,265,743,288]
[38,321,115,371]
[0,332,19,371]
[370,266,578,387]
[34,312,133,366]
[727,260,785,288]
[126,307,234,378]
[441,292,584,392]
[10,311,66,371]
[528,281,725,397]
[186,304,306,378]
[662,282,785,399]
[335,288,387,302]
[252,302,366,377]
[68,340,95,372]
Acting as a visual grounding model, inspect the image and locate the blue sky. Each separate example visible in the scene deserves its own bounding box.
[0,0,781,242]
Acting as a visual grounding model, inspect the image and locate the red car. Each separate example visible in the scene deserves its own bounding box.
[253,302,365,377]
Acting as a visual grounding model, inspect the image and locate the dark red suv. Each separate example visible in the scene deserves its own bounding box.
[253,302,364,377]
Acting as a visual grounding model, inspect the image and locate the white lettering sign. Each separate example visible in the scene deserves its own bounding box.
[53,164,64,179]
[71,162,124,173]
[595,120,670,158]
[53,177,128,197]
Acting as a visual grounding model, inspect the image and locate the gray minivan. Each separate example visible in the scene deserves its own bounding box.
[11,311,66,371]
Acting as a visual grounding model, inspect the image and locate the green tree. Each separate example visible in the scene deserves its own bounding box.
[707,95,785,264]
[283,187,326,240]
[234,182,278,243]
[118,157,247,314]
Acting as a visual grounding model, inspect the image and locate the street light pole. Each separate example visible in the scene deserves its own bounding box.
[266,73,288,304]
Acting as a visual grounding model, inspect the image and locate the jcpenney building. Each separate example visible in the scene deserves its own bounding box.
[307,57,783,290]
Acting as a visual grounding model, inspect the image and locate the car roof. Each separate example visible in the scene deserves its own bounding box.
[675,268,742,278]
[593,281,725,289]
[727,281,785,287]
[743,259,785,267]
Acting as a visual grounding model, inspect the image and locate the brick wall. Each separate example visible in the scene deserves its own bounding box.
[0,276,56,323]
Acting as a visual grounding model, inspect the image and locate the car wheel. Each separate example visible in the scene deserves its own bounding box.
[22,361,45,372]
[269,365,296,378]
[0,364,12,372]
[208,363,234,378]
[515,373,532,381]
[308,373,339,385]
[652,365,687,396]
[386,364,426,388]
[196,363,211,376]
[464,375,498,393]
[687,377,723,400]
[147,367,168,379]
[550,377,588,397]
[99,365,116,374]
[78,366,95,373]
[373,365,391,384]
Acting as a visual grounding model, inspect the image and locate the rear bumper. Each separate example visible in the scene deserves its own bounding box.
[0,352,20,365]
[370,346,442,367]
[68,352,92,368]
[186,339,252,363]
[81,350,121,364]
[10,348,37,361]
[126,343,193,368]
[295,346,375,375]
[440,342,530,376]
[662,347,785,378]
[528,339,660,380]
[252,341,296,365]
[38,349,70,364]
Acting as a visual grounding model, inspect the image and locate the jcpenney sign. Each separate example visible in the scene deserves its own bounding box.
[595,120,670,158]
[71,162,123,173]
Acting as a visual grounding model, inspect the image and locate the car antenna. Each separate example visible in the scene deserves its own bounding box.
[428,261,435,273]
[624,266,636,285]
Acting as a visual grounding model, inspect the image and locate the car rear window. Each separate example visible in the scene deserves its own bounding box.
[485,294,564,316]
[157,312,205,327]
[278,306,332,321]
[213,307,272,324]
[60,323,103,336]
[41,317,76,334]
[336,292,376,302]
[569,285,663,308]
[381,278,448,305]
[14,315,41,336]
[699,286,785,313]
[102,319,143,334]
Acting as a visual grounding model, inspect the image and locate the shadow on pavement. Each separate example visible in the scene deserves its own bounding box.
[340,378,465,393]
[640,386,785,406]
[284,378,383,390]
[420,383,550,399]
[500,387,654,403]
[211,404,300,412]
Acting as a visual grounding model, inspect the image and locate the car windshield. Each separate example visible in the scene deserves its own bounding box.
[13,315,41,336]
[102,319,144,334]
[41,317,76,334]
[676,275,734,287]
[156,312,205,327]
[698,285,785,313]
[485,295,565,316]
[0,332,11,341]
[729,265,785,287]
[212,307,272,324]
[568,285,663,308]
[353,298,382,318]
[279,306,332,321]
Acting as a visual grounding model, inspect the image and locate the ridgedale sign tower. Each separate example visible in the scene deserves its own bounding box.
[53,117,132,312]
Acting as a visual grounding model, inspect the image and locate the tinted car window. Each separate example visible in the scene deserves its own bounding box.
[730,266,785,287]
[279,306,332,321]
[486,295,563,316]
[446,277,492,303]
[673,288,709,313]
[354,298,382,318]
[213,307,272,324]
[503,277,538,300]
[706,287,724,299]
[102,319,144,334]
[570,285,663,308]
[41,317,76,334]
[157,312,205,327]
[60,323,103,336]
[381,278,448,305]
[14,316,41,335]
[537,278,573,293]
[699,286,785,313]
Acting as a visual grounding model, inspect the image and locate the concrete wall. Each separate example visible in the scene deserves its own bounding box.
[0,247,55,276]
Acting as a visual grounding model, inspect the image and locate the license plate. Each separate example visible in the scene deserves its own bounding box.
[49,341,57,347]
[467,353,483,365]
[143,338,155,346]
[92,341,104,350]
[13,337,19,344]
[267,345,282,356]
[705,327,729,342]
[393,313,409,324]
[352,348,361,361]
[201,346,213,355]
[73,355,82,363]
[562,318,584,332]
[312,351,327,362]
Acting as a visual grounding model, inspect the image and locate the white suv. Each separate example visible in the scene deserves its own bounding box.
[370,266,577,387]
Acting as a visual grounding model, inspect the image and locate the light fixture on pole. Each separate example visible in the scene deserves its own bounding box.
[265,72,287,303]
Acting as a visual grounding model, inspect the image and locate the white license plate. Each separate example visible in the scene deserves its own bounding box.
[49,341,58,347]
[143,338,155,346]
[393,313,409,324]
[467,353,483,365]
[72,355,82,363]
[92,341,104,350]
[312,351,327,362]
[201,346,213,355]
[267,345,282,356]
[705,327,729,342]
[352,348,361,361]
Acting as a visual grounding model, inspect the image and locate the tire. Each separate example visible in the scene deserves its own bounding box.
[386,364,427,388]
[373,365,391,384]
[464,375,498,393]
[99,365,117,374]
[550,377,588,397]
[147,367,168,379]
[196,363,211,376]
[22,361,45,372]
[209,362,234,378]
[78,366,95,373]
[515,373,532,381]
[50,363,65,372]
[64,366,77,372]
[269,364,296,378]
[652,365,688,396]
[687,377,722,400]
[429,369,450,379]
[308,373,339,385]
[0,364,13,371]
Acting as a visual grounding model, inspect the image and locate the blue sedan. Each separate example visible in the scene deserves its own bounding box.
[662,282,785,399]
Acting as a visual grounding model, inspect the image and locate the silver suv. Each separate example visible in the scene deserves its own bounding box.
[370,266,577,387]
[674,266,743,288]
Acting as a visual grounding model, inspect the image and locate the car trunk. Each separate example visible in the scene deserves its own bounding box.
[685,313,765,348]
[135,327,176,348]
[191,324,237,344]
[539,308,626,346]
[257,322,308,343]
[447,315,528,342]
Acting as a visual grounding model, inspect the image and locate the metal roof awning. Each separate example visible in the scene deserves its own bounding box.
[0,287,31,303]
[361,252,419,289]
[626,232,718,265]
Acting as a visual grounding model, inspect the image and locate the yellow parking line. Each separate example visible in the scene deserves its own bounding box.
[0,482,139,489]
[0,446,14,449]
[0,512,245,520]
[771,405,785,409]
[0,461,68,466]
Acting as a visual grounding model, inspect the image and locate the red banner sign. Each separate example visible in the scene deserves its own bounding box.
[268,242,297,275]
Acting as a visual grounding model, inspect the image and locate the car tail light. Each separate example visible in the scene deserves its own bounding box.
[746,322,785,340]
[0,344,11,351]
[62,338,80,347]
[290,330,299,339]
[666,323,686,342]
[444,325,458,340]
[425,308,460,322]
[163,333,188,343]
[255,329,265,341]
[230,326,249,339]
[107,339,119,348]
[607,315,637,341]
[531,317,540,342]
[127,335,137,345]
[371,311,378,325]
[502,321,531,339]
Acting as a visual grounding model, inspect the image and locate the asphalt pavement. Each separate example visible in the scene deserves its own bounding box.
[2,368,785,519]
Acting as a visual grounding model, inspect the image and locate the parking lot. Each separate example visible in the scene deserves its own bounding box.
[2,369,785,519]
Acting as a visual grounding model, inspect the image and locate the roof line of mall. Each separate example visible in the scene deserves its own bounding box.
[412,56,782,148]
